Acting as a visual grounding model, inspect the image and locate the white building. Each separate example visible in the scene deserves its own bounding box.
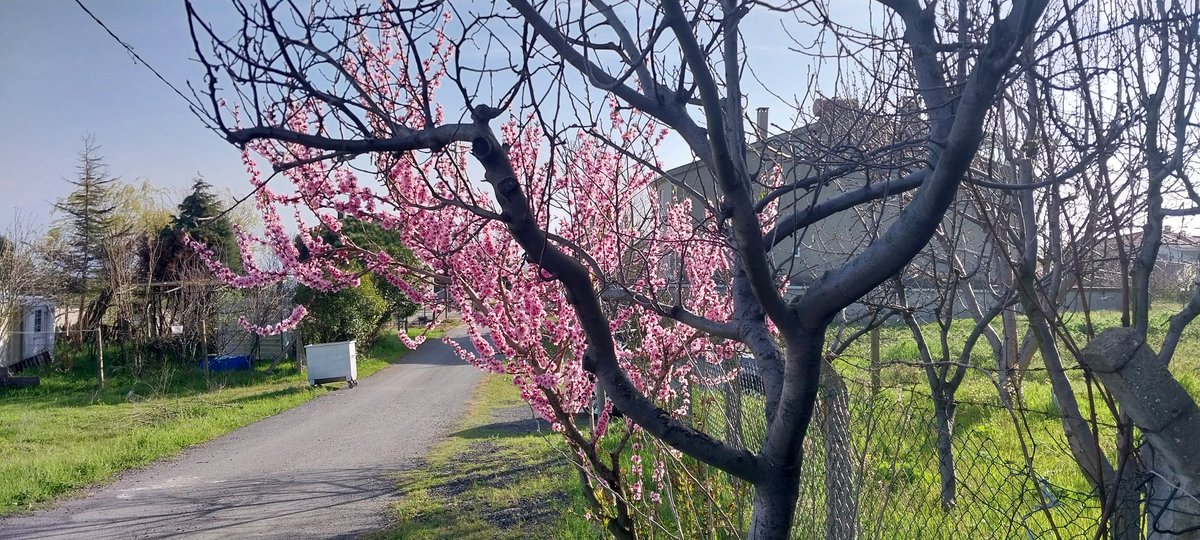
[0,296,56,372]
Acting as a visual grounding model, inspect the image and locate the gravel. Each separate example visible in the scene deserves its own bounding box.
[0,328,483,540]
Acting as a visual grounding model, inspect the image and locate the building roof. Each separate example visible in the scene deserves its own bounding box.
[658,98,922,188]
[4,296,55,307]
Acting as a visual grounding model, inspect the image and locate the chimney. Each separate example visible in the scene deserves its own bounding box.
[755,107,769,142]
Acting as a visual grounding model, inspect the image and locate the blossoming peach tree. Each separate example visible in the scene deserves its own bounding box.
[184,1,1050,538]
[186,20,740,536]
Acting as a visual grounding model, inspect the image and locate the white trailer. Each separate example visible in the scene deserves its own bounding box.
[1,297,55,369]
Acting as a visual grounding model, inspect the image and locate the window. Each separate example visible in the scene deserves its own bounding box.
[34,308,43,333]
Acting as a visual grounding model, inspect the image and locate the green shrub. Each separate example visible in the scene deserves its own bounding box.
[294,271,389,345]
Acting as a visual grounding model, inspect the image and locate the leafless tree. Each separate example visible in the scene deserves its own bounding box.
[187,1,1053,538]
[960,0,1200,537]
[1,215,62,374]
[1079,0,1200,536]
[888,212,1015,510]
[0,216,56,309]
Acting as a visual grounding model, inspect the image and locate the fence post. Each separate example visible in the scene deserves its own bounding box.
[869,327,881,396]
[201,317,210,383]
[97,326,105,389]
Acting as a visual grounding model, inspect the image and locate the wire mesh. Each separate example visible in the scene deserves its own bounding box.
[676,362,1121,539]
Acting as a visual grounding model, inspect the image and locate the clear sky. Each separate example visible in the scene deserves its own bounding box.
[0,0,870,232]
[0,0,250,229]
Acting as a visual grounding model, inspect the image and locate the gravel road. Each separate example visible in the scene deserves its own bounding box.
[0,328,483,539]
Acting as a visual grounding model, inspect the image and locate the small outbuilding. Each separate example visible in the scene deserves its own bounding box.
[0,297,55,386]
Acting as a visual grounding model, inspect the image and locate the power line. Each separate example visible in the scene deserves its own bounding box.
[73,0,202,115]
[73,0,256,229]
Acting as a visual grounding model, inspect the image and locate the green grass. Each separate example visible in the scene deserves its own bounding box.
[547,307,1200,538]
[376,308,1200,539]
[371,375,601,540]
[18,308,1180,536]
[0,333,411,517]
[365,307,1200,539]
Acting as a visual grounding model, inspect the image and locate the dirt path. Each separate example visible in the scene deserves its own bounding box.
[0,328,483,539]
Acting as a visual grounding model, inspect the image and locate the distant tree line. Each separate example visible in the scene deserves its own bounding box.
[1,136,422,387]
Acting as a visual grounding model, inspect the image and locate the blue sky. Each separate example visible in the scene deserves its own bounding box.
[0,1,870,232]
[0,1,250,229]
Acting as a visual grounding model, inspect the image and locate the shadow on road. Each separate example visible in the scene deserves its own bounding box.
[8,467,401,540]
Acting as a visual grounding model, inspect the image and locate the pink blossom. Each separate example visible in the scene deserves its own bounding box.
[192,13,749,510]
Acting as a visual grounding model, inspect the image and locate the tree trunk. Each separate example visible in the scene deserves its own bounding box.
[820,366,858,540]
[746,328,825,540]
[1012,179,1117,493]
[1109,435,1144,540]
[748,472,802,540]
[933,397,956,510]
[1022,295,1115,489]
[1000,308,1020,405]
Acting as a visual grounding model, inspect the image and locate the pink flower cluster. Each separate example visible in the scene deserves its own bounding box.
[200,11,751,510]
[239,305,308,335]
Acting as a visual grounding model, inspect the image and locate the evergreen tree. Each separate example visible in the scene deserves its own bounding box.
[155,178,240,280]
[147,179,240,362]
[54,137,120,337]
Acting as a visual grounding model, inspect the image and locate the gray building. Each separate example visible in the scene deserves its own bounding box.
[656,99,991,295]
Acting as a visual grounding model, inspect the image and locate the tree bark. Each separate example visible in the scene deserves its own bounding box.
[933,397,956,510]
[1082,329,1200,539]
[750,327,826,540]
[748,471,802,540]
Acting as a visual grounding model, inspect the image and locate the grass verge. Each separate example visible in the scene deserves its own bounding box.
[372,375,602,540]
[0,333,411,517]
[375,308,1200,539]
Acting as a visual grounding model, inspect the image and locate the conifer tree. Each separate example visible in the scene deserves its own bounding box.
[54,137,119,339]
[150,178,240,360]
[156,178,239,280]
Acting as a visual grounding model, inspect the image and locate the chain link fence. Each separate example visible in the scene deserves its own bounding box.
[674,360,1117,539]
